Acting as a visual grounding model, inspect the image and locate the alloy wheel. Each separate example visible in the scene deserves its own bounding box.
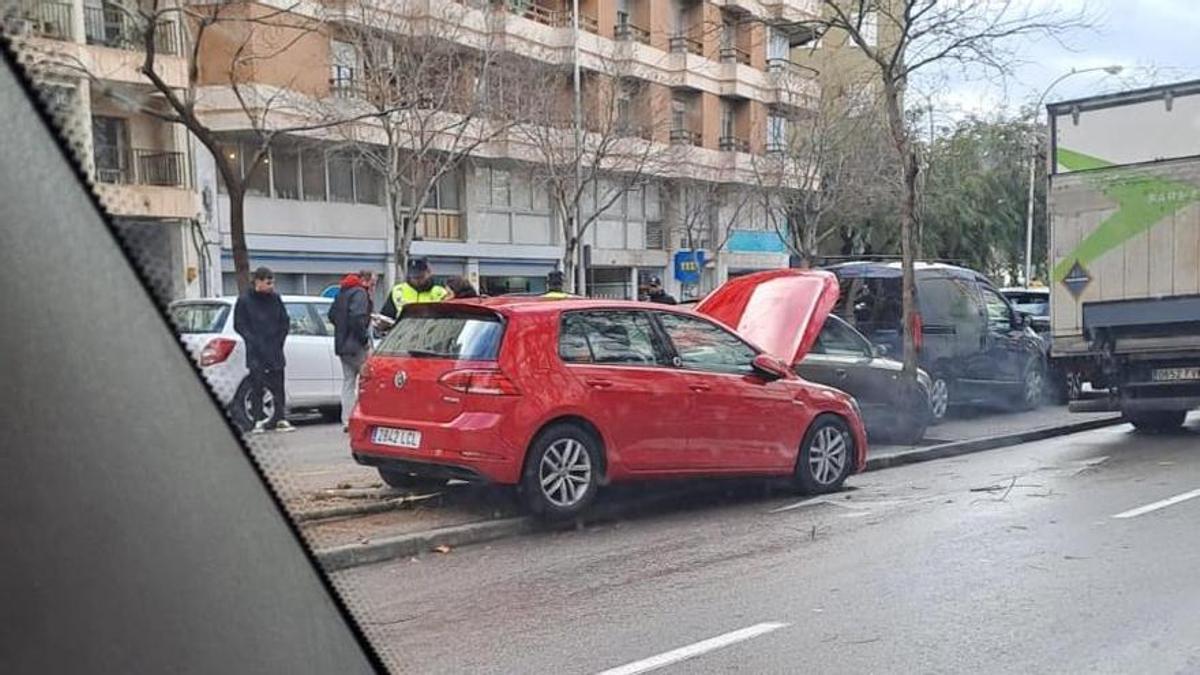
[243,388,275,424]
[539,438,593,508]
[808,426,848,486]
[929,378,950,420]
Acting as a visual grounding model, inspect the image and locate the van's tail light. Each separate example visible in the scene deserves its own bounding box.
[439,369,521,396]
[910,312,924,353]
[199,338,237,366]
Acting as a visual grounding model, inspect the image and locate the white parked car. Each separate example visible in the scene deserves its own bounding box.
[169,295,342,429]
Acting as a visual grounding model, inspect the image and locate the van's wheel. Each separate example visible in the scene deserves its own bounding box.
[794,415,855,494]
[1012,359,1045,411]
[377,468,448,492]
[1126,410,1187,433]
[928,376,951,424]
[520,423,601,520]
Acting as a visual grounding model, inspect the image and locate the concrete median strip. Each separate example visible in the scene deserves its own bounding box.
[315,415,1127,571]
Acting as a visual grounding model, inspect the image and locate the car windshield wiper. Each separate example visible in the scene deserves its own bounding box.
[404,348,450,358]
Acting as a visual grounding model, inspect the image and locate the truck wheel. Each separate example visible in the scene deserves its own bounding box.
[1126,410,1187,433]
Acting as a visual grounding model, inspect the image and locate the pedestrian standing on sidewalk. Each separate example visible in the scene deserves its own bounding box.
[644,276,678,305]
[328,270,375,432]
[234,266,294,433]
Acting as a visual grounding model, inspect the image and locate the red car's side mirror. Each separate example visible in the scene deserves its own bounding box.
[752,353,791,381]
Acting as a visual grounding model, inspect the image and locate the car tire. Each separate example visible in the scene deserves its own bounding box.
[928,376,951,424]
[520,423,602,520]
[1012,358,1046,411]
[794,414,855,494]
[377,468,448,492]
[1126,410,1187,433]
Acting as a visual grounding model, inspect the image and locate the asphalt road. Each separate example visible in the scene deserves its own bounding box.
[336,415,1200,674]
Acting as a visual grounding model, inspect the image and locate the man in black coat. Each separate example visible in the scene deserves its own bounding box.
[327,270,374,431]
[234,267,293,432]
[645,276,678,305]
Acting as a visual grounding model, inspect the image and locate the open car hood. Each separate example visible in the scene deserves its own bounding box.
[695,269,839,366]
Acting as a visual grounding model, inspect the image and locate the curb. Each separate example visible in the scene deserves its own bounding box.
[294,499,411,523]
[864,416,1125,471]
[316,416,1127,571]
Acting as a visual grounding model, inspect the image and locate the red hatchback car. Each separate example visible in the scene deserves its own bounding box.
[349,269,868,518]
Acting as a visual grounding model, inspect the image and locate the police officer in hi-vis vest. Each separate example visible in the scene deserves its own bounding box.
[542,270,570,299]
[381,258,448,321]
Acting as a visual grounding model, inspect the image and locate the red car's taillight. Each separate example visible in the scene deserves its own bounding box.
[439,369,521,396]
[358,360,375,395]
[199,337,237,366]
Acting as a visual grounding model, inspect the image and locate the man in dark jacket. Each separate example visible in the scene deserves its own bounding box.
[645,276,678,305]
[328,270,374,431]
[234,267,293,432]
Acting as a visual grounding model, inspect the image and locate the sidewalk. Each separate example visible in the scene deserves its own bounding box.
[252,405,1121,555]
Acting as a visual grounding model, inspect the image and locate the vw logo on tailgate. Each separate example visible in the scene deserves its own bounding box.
[393,371,408,389]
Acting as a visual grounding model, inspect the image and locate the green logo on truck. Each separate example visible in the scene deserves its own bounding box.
[1052,148,1200,283]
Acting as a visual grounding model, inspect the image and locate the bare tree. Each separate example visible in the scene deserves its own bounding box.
[53,0,397,291]
[795,0,1089,376]
[754,94,896,268]
[324,0,515,283]
[671,178,753,295]
[514,49,673,293]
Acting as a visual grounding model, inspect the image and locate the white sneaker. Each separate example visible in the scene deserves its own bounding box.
[250,420,268,434]
[273,420,296,433]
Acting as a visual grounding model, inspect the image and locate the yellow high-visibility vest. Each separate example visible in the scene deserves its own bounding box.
[542,291,570,299]
[391,283,448,308]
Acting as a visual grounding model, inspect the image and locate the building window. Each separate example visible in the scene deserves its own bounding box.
[767,113,787,151]
[244,147,270,197]
[355,158,384,206]
[435,171,460,210]
[331,40,356,91]
[272,145,301,200]
[301,146,326,201]
[328,152,355,203]
[92,115,129,184]
[767,28,790,61]
[489,167,511,207]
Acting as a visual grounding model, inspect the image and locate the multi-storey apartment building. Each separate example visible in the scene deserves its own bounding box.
[9,0,831,302]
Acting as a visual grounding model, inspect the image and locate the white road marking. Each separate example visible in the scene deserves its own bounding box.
[1112,488,1200,519]
[595,622,789,675]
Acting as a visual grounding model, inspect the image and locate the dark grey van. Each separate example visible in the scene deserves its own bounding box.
[825,262,1047,419]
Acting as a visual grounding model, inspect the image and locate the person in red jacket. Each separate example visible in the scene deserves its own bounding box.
[327,270,375,431]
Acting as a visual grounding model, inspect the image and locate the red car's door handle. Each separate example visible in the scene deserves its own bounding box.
[585,378,614,389]
[690,383,712,392]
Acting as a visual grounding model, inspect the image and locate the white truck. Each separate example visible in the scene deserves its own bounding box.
[1047,79,1200,431]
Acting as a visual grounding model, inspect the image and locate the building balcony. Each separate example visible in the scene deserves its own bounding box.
[669,128,703,147]
[720,46,751,66]
[83,7,182,56]
[512,3,597,32]
[95,147,190,188]
[7,0,74,41]
[719,135,750,153]
[669,35,703,56]
[614,19,650,44]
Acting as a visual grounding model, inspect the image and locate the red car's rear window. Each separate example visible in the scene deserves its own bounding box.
[376,305,505,360]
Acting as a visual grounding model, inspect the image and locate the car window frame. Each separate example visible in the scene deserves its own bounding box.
[284,301,326,337]
[650,310,762,376]
[979,285,1017,333]
[557,309,672,368]
[813,315,873,359]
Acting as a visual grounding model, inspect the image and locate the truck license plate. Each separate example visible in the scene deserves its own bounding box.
[372,427,422,449]
[1152,367,1200,382]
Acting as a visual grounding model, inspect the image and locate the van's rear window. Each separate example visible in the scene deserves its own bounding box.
[377,308,503,360]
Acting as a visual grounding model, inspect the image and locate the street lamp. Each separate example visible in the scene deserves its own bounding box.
[1023,65,1123,287]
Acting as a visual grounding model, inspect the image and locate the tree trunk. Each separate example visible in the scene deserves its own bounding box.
[228,186,251,293]
[883,84,920,379]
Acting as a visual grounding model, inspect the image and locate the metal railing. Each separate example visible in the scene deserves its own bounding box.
[669,34,703,55]
[766,58,812,76]
[94,146,189,188]
[83,7,181,55]
[720,45,751,65]
[514,3,597,32]
[765,141,787,154]
[329,77,362,99]
[7,0,74,40]
[615,15,650,43]
[719,135,750,153]
[669,128,703,147]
